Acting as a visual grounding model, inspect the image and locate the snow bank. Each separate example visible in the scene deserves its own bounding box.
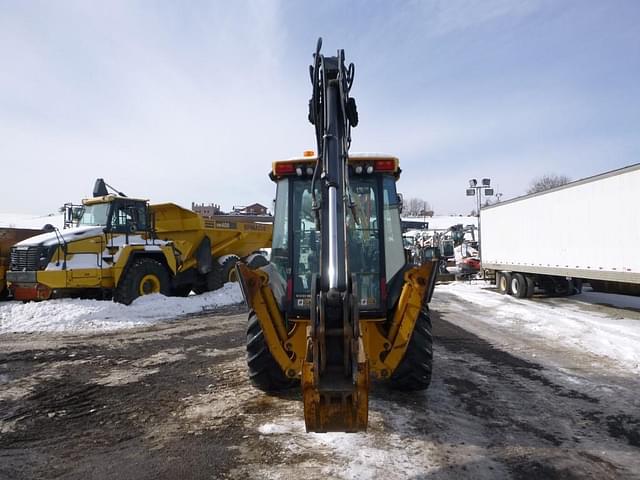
[438,282,640,371]
[0,283,243,334]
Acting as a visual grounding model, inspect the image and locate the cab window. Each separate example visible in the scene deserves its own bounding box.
[110,202,147,232]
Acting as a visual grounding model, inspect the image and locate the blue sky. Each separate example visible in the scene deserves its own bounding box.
[1,0,639,214]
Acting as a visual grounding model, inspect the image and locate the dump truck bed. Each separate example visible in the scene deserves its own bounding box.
[151,203,272,263]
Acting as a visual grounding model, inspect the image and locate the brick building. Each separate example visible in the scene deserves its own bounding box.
[191,202,222,219]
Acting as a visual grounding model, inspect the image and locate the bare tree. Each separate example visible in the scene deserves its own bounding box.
[403,197,433,216]
[527,174,570,194]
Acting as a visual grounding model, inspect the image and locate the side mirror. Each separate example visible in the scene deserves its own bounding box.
[396,193,403,213]
[64,204,84,228]
[64,205,73,226]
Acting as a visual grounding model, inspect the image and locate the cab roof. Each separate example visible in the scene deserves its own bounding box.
[83,195,148,206]
[271,152,401,180]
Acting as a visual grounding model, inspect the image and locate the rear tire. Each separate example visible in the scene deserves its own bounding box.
[114,257,170,305]
[219,255,240,284]
[193,266,224,295]
[246,311,296,391]
[172,284,192,297]
[246,253,269,269]
[569,279,582,296]
[511,273,527,298]
[497,272,512,294]
[389,305,433,391]
[525,275,535,298]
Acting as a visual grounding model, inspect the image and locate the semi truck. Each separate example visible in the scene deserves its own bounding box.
[481,163,640,297]
[7,179,272,304]
[0,227,46,299]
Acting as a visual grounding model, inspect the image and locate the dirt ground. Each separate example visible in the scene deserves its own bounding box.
[1,295,639,480]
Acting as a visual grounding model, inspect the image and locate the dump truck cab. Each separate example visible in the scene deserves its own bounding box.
[75,196,151,235]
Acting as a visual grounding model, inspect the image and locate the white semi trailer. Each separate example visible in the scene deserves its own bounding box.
[481,163,640,297]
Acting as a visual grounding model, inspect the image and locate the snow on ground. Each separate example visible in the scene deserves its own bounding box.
[0,283,243,334]
[252,397,444,479]
[0,213,64,230]
[437,281,640,372]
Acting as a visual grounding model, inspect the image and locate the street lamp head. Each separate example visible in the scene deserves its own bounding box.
[466,188,475,196]
[469,179,477,187]
[484,188,494,196]
[482,178,491,187]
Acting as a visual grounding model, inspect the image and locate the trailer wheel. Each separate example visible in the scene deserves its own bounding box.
[114,257,170,305]
[246,311,296,391]
[510,273,527,298]
[525,275,535,298]
[389,305,433,391]
[497,272,512,294]
[589,280,605,292]
[219,255,240,283]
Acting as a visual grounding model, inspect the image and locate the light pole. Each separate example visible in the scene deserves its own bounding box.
[466,178,494,260]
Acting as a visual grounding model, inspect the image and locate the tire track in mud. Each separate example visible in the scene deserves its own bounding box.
[431,309,639,479]
[0,304,639,479]
[0,309,250,480]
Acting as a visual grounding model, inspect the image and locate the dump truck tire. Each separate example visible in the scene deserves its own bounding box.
[389,305,433,391]
[114,257,170,305]
[247,253,269,269]
[219,255,240,283]
[172,285,192,297]
[193,267,224,294]
[246,311,296,391]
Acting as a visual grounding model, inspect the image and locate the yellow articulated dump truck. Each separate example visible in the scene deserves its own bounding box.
[1,227,46,300]
[7,179,272,304]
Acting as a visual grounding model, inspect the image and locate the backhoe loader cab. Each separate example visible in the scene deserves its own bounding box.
[270,154,405,317]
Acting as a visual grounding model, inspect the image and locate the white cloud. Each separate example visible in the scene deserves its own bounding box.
[427,0,541,36]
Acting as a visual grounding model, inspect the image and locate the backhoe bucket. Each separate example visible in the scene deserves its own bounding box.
[302,335,369,433]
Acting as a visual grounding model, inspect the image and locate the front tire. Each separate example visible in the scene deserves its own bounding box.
[497,272,512,294]
[389,305,433,391]
[246,311,296,391]
[114,257,170,305]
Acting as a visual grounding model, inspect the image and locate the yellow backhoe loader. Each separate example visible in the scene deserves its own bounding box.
[237,39,438,432]
[7,180,271,304]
